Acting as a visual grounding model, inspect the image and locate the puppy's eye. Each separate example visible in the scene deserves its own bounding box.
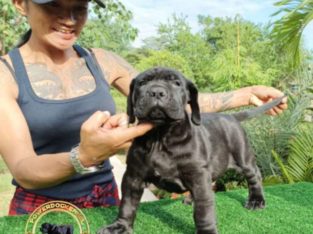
[138,80,146,86]
[174,81,181,86]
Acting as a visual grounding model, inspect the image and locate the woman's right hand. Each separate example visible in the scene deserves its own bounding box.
[78,111,153,167]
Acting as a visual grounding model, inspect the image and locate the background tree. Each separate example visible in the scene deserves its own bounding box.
[142,14,290,91]
[135,50,193,79]
[271,0,313,68]
[79,0,138,53]
[142,15,213,89]
[198,15,291,91]
[0,0,28,55]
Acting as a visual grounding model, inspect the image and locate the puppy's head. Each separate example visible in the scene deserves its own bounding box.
[127,67,201,126]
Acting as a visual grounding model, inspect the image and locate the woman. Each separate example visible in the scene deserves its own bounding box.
[0,0,287,216]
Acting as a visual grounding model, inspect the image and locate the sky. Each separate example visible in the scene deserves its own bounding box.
[120,0,313,50]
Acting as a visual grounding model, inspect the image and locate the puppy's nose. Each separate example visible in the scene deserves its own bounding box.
[148,86,168,99]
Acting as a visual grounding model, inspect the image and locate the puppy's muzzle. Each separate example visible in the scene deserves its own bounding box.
[147,85,168,100]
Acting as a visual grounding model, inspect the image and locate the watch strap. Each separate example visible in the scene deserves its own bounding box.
[69,146,101,174]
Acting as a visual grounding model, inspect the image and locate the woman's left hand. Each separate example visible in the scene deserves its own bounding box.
[248,85,288,116]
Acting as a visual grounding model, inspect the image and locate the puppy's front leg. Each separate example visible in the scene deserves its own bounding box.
[182,170,218,234]
[97,170,144,234]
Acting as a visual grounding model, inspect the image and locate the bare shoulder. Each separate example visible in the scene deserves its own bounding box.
[0,54,18,100]
[90,48,138,85]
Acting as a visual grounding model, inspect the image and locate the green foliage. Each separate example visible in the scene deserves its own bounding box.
[244,92,310,177]
[271,0,313,68]
[110,88,127,113]
[244,68,313,180]
[0,158,9,174]
[286,125,313,182]
[79,0,137,53]
[135,50,194,79]
[199,15,288,91]
[0,0,28,54]
[262,175,284,186]
[142,14,294,91]
[272,150,295,183]
[207,48,275,91]
[271,124,313,183]
[169,31,213,89]
[142,15,213,89]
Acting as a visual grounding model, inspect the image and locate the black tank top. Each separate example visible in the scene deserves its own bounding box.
[8,45,116,199]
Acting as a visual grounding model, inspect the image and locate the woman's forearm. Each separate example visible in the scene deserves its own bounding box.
[198,87,251,113]
[13,152,75,190]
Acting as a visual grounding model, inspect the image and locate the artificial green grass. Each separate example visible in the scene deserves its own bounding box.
[1,182,312,234]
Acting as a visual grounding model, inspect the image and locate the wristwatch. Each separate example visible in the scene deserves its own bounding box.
[69,146,101,174]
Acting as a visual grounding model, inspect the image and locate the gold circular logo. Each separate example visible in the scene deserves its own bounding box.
[24,201,90,234]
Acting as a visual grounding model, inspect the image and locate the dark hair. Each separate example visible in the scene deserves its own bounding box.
[16,29,32,48]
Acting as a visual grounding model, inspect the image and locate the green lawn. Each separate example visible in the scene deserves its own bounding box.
[0,182,312,234]
[0,158,14,217]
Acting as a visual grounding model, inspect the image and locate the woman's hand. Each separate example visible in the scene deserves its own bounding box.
[248,85,288,116]
[78,111,153,167]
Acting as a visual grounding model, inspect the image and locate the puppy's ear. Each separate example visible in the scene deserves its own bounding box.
[127,79,136,124]
[187,80,201,125]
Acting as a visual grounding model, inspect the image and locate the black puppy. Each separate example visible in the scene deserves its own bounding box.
[40,223,73,234]
[98,67,284,234]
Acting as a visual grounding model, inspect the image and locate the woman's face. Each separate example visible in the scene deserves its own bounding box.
[24,0,89,50]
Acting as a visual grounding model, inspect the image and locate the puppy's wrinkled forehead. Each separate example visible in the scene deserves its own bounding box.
[137,67,184,84]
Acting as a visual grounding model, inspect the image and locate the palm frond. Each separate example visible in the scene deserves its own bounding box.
[271,0,313,67]
[287,126,313,182]
[272,150,294,183]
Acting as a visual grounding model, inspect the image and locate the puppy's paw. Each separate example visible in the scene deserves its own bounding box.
[196,228,218,234]
[97,220,132,234]
[245,195,265,210]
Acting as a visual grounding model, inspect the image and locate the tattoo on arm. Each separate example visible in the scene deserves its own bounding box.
[107,51,138,80]
[199,92,235,112]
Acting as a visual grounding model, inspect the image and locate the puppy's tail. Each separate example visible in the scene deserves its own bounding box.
[232,95,286,122]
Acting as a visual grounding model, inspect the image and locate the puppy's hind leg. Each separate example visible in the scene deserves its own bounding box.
[243,164,265,209]
[233,140,265,210]
[238,148,265,210]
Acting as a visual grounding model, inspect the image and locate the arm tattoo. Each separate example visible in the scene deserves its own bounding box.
[107,51,138,79]
[199,92,235,112]
[212,92,234,111]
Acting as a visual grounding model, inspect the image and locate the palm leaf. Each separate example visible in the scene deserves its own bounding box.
[271,0,313,67]
[272,150,294,183]
[286,126,313,182]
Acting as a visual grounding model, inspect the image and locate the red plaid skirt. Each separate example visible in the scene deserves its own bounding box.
[8,179,120,216]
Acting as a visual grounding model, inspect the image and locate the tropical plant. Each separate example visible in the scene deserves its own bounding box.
[199,15,290,91]
[272,124,313,183]
[143,15,213,89]
[244,67,313,180]
[244,90,311,178]
[271,0,313,68]
[0,0,28,54]
[135,50,194,79]
[79,0,137,53]
[207,48,275,91]
[271,71,313,183]
[285,125,313,181]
